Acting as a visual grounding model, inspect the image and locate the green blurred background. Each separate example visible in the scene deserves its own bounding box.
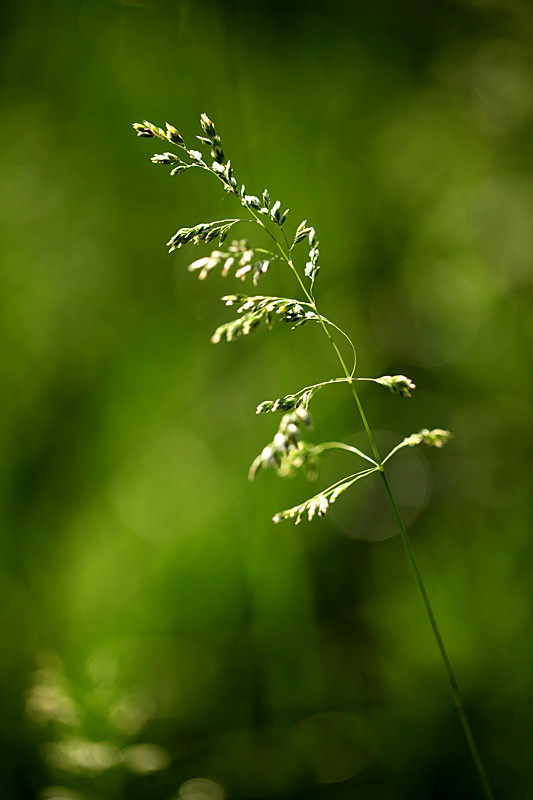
[2,0,533,798]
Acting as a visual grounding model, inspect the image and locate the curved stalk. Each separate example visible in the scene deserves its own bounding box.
[272,220,495,800]
[379,469,495,800]
[137,118,494,798]
[315,441,378,467]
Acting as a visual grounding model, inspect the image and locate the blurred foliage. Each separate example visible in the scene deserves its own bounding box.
[1,0,533,797]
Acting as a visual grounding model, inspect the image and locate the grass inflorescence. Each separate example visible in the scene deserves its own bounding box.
[133,113,494,799]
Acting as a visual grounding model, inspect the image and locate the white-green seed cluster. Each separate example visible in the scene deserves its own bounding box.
[167,220,240,252]
[403,428,452,448]
[291,220,320,285]
[273,471,375,524]
[256,390,313,415]
[374,375,416,398]
[188,239,271,285]
[210,295,321,344]
[248,408,314,480]
[134,113,451,525]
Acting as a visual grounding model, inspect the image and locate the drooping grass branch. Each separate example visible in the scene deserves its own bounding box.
[132,114,494,799]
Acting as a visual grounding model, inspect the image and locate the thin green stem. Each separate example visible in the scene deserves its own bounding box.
[381,441,408,465]
[324,467,379,494]
[301,376,349,391]
[315,441,378,467]
[318,322,382,465]
[317,307,494,799]
[379,470,495,800]
[318,309,494,800]
[282,376,350,403]
[323,320,357,376]
[266,219,494,799]
[193,150,493,798]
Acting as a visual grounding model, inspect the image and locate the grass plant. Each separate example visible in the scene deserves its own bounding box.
[133,113,494,798]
